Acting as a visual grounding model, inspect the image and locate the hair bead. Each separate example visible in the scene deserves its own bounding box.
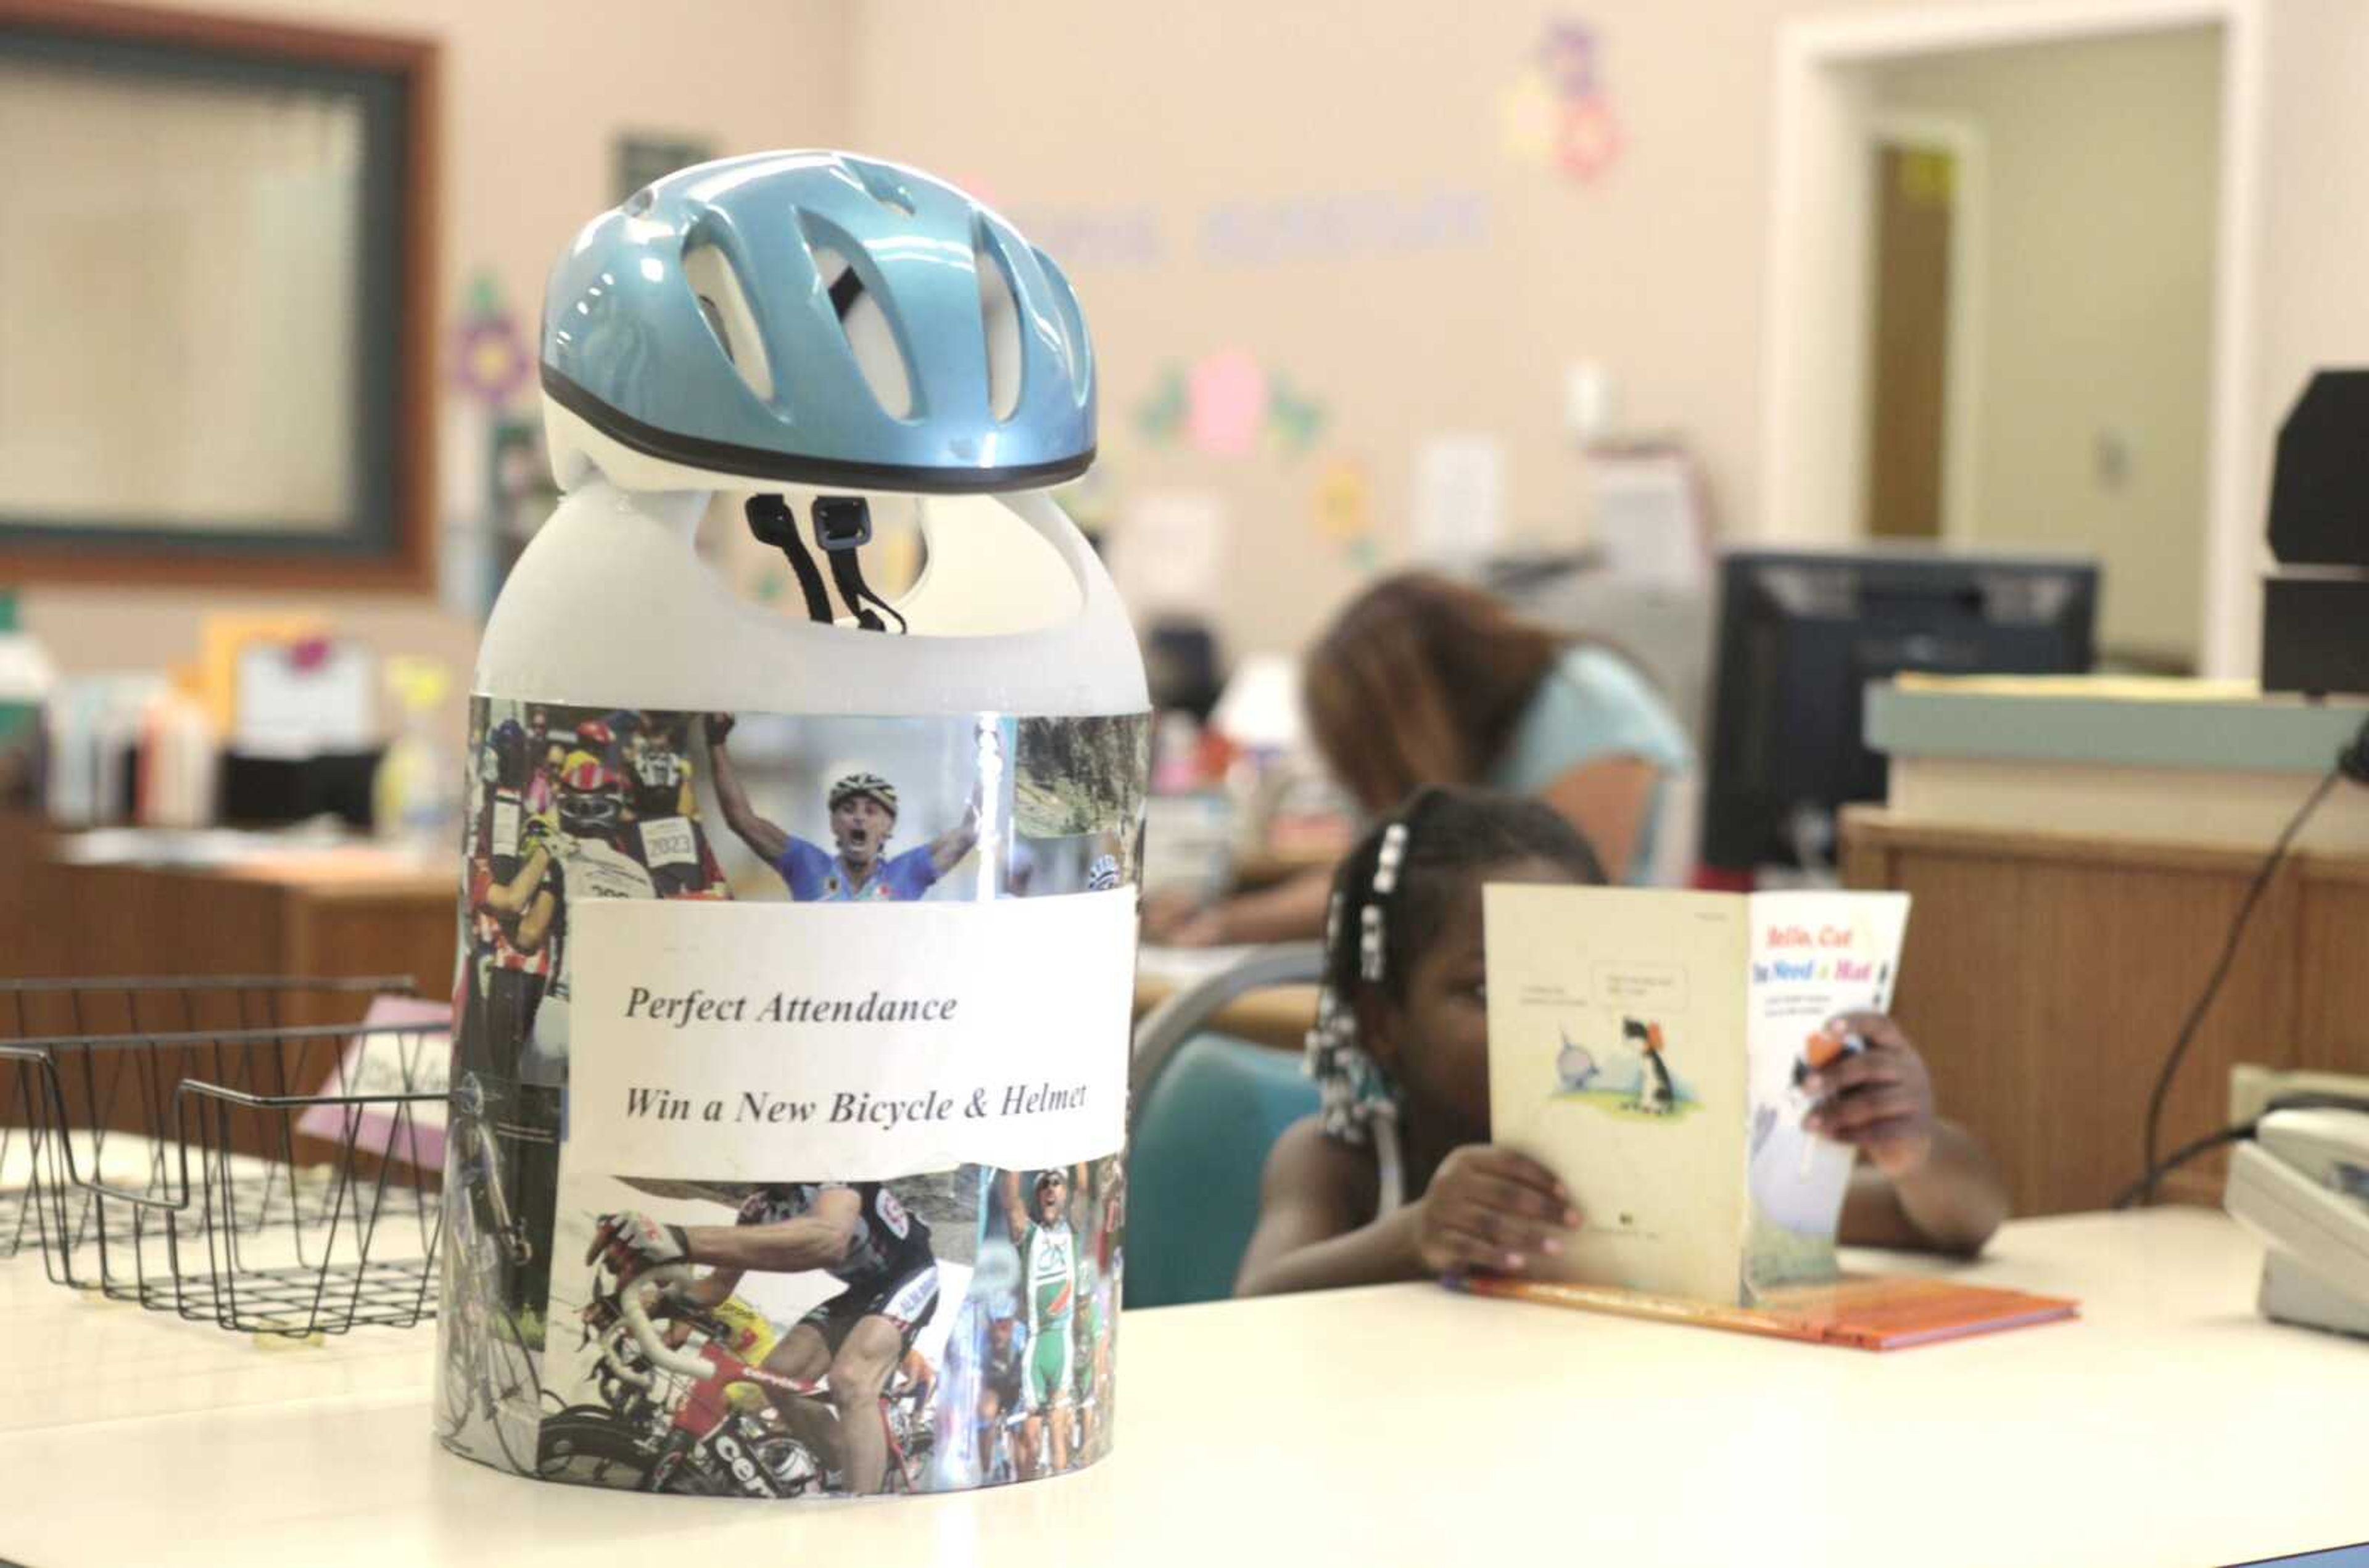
[1371,822,1408,896]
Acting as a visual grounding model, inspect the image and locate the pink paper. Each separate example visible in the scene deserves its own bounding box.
[294,994,452,1172]
[1187,350,1268,457]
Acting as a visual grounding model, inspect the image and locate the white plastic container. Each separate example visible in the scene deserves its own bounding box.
[481,482,1141,719]
[443,482,1146,1501]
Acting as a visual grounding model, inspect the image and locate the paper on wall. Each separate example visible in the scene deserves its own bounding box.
[1186,350,1268,457]
[1413,434,1507,563]
[1589,445,1708,592]
[233,638,376,758]
[1108,490,1228,619]
[1313,458,1373,544]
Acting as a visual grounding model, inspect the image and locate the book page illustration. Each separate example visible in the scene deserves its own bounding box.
[1552,971,1704,1122]
[1486,886,1748,1304]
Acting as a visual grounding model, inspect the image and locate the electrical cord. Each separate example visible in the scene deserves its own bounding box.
[2112,1091,2369,1210]
[2131,713,2369,1205]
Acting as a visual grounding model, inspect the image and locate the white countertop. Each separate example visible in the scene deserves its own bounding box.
[4,1208,2365,1567]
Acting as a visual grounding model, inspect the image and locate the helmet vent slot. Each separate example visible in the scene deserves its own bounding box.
[808,235,914,420]
[975,225,1024,421]
[682,236,777,402]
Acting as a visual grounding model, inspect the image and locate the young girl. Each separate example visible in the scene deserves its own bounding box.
[1234,788,2007,1297]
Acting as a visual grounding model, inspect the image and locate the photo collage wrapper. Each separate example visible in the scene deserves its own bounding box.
[440,699,1147,1495]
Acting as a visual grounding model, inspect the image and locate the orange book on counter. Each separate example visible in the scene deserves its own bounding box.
[1450,1271,2077,1351]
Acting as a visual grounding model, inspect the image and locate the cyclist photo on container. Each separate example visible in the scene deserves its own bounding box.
[526,735,568,822]
[517,735,658,1079]
[468,844,555,1074]
[616,713,729,898]
[591,1179,938,1495]
[704,713,987,902]
[974,1310,1027,1483]
[680,1290,780,1411]
[1000,1165,1089,1477]
[439,1073,544,1471]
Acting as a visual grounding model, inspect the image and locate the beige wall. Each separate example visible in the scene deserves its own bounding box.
[2255,0,2369,605]
[1871,27,2222,667]
[21,0,2369,696]
[843,1,2369,677]
[843,0,1929,659]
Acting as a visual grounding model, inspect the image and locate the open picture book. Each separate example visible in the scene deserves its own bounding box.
[1481,886,2073,1347]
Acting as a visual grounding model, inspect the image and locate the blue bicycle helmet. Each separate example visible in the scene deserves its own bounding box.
[542,150,1094,495]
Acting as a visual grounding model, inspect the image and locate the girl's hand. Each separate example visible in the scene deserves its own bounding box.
[1414,1145,1582,1276]
[1803,1012,1938,1179]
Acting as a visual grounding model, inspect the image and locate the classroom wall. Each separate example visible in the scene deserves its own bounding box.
[842,1,2369,679]
[1870,28,2222,669]
[2255,0,2369,590]
[22,0,2369,695]
[843,0,1931,661]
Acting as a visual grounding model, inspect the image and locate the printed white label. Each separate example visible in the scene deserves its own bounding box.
[639,815,698,869]
[569,893,1134,1179]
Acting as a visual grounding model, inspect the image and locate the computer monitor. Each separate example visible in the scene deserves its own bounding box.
[1699,546,2098,875]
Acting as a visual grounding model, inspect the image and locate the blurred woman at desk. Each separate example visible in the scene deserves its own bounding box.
[1147,572,1692,946]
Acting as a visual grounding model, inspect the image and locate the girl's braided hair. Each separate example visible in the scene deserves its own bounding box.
[1304,786,1604,1207]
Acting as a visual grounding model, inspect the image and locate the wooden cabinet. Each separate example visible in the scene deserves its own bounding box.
[1840,806,2369,1214]
[1,818,452,1015]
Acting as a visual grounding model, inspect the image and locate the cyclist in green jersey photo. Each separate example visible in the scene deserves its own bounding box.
[999,1165,1087,1478]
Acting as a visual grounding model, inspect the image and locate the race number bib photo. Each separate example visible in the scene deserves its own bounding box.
[440,701,1146,1497]
[637,816,698,870]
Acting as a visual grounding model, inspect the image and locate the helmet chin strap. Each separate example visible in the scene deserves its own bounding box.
[743,493,907,635]
[825,543,906,634]
[745,494,832,623]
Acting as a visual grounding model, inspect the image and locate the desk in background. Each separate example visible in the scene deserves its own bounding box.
[1848,677,2369,1216]
[1229,843,1337,893]
[4,1210,2362,1567]
[0,817,452,1010]
[1133,944,1315,1053]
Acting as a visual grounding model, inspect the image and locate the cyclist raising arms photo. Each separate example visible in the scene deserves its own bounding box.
[705,715,986,902]
[1001,1166,1088,1477]
[592,1181,937,1495]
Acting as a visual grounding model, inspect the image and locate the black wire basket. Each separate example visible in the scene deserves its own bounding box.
[1,975,447,1337]
[1,975,415,1261]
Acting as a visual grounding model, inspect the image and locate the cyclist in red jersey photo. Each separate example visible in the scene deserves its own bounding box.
[591,1180,938,1495]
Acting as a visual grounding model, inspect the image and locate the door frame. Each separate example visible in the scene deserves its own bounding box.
[1760,0,2264,675]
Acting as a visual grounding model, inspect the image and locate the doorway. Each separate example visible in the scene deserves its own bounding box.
[1763,2,2260,676]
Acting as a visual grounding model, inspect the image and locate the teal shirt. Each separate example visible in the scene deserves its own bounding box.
[1485,646,1693,884]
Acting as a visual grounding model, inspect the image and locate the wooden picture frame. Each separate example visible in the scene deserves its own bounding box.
[0,0,440,592]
